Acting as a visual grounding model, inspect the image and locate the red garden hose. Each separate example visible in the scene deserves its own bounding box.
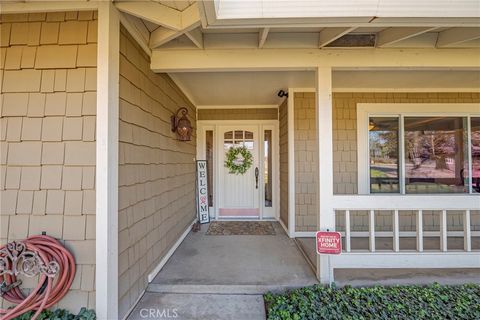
[0,235,76,320]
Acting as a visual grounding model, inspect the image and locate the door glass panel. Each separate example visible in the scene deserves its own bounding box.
[264,130,273,207]
[404,117,468,193]
[235,130,244,141]
[369,117,399,193]
[224,131,233,140]
[471,117,480,193]
[206,130,214,206]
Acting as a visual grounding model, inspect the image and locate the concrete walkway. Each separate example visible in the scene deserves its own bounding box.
[127,222,317,320]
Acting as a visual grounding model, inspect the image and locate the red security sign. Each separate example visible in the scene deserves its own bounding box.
[316,231,342,254]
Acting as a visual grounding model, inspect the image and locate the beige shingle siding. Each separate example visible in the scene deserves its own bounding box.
[294,92,480,232]
[117,27,197,319]
[294,93,318,232]
[0,12,97,312]
[279,99,288,227]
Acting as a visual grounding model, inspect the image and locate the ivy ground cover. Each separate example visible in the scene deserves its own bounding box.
[264,283,480,320]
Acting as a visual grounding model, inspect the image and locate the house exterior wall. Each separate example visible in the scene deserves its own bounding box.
[295,92,480,232]
[117,27,197,319]
[0,12,97,311]
[198,108,278,120]
[279,99,288,227]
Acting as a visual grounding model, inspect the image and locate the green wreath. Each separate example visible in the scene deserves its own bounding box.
[224,146,253,175]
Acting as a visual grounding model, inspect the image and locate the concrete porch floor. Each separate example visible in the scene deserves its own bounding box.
[127,222,317,320]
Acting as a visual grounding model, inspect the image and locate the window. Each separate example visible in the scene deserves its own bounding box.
[404,117,468,193]
[369,117,399,193]
[358,104,480,195]
[206,130,214,206]
[264,130,273,206]
[472,117,480,193]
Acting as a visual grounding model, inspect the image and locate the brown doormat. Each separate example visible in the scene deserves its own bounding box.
[206,221,276,236]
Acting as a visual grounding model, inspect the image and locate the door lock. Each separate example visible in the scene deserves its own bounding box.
[255,167,259,189]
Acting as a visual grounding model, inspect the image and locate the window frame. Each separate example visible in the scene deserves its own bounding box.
[357,103,480,195]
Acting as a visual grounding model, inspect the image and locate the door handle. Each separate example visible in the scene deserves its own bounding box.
[255,167,259,189]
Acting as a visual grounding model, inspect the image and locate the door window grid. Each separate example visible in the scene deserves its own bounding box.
[224,130,254,150]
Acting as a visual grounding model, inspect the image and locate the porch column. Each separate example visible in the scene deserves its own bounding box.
[315,67,335,284]
[96,2,120,319]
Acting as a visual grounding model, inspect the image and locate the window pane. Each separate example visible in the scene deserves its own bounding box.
[206,130,214,206]
[404,117,468,193]
[472,117,480,193]
[369,117,399,193]
[264,130,273,207]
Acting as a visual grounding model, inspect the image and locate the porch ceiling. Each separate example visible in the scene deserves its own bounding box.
[170,70,480,106]
[110,0,480,51]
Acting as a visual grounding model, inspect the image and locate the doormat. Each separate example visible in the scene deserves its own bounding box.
[206,221,276,236]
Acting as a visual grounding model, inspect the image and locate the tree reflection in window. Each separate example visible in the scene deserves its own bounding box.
[369,117,399,193]
[471,117,480,193]
[404,117,468,193]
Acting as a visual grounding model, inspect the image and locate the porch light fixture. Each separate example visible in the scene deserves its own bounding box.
[171,107,192,141]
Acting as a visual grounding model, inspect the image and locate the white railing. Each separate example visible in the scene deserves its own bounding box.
[337,209,478,253]
[324,195,480,274]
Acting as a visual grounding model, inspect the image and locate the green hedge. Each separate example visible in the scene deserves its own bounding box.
[12,308,95,320]
[264,283,480,320]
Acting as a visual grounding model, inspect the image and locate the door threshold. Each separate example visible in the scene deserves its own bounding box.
[214,217,277,222]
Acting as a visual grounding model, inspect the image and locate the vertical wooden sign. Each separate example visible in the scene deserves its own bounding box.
[196,160,210,224]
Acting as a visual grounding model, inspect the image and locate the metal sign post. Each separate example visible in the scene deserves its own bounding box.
[196,160,210,224]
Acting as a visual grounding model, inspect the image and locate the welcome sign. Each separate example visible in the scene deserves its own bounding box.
[196,160,210,224]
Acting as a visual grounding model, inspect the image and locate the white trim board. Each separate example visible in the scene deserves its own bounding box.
[277,88,480,93]
[0,1,98,13]
[295,231,316,238]
[96,3,120,319]
[147,219,197,282]
[197,105,279,109]
[330,252,480,269]
[122,289,146,320]
[197,120,280,221]
[278,217,289,236]
[287,89,296,238]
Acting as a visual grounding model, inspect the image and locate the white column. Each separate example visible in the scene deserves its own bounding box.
[287,88,296,237]
[315,67,334,284]
[96,2,120,319]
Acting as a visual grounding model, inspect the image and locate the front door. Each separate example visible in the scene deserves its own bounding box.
[217,126,260,218]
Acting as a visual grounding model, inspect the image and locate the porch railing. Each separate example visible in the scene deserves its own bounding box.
[324,195,479,272]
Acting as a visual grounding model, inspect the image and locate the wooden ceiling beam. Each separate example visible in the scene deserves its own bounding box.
[186,28,204,49]
[436,27,480,47]
[377,27,438,47]
[115,1,183,31]
[319,27,356,47]
[259,28,270,48]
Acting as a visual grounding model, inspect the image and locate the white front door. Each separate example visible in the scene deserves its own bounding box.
[217,126,260,218]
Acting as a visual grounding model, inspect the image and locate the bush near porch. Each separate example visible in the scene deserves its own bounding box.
[264,283,480,320]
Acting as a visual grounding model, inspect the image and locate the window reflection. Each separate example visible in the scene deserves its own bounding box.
[264,130,273,206]
[404,117,468,193]
[206,130,214,206]
[471,117,480,193]
[369,117,399,193]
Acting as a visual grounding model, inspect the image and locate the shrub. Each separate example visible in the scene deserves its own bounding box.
[264,283,480,320]
[12,307,96,320]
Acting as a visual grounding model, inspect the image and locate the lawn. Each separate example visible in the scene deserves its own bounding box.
[264,283,480,320]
